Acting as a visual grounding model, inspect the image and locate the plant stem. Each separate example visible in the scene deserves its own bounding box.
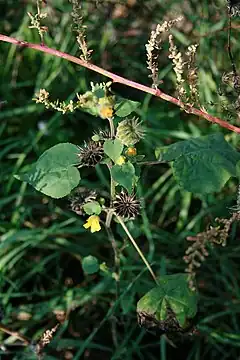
[0,323,30,345]
[115,213,158,284]
[107,164,116,204]
[105,210,120,300]
[137,160,166,166]
[1,34,240,134]
[106,226,120,298]
[110,174,116,202]
[108,117,115,139]
[105,161,119,299]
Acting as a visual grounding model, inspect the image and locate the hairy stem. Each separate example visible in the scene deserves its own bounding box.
[137,160,166,166]
[115,213,158,284]
[105,162,119,297]
[1,34,240,134]
[110,174,116,203]
[107,164,116,205]
[106,225,120,298]
[105,210,120,300]
[108,117,115,139]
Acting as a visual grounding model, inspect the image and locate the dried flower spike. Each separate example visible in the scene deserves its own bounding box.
[146,17,183,88]
[36,324,59,357]
[168,34,187,102]
[186,44,199,106]
[70,0,92,61]
[33,89,77,114]
[28,0,48,43]
[184,212,240,290]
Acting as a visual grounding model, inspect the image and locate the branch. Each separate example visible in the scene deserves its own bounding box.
[1,34,240,134]
[115,213,158,284]
[0,322,30,345]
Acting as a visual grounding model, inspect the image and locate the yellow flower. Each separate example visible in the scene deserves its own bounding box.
[99,105,114,119]
[83,215,101,233]
[126,147,137,157]
[115,155,125,165]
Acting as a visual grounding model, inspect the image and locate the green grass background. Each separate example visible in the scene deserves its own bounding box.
[1,0,240,359]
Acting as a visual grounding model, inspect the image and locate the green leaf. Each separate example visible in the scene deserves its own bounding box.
[15,143,80,198]
[99,262,112,277]
[137,274,198,331]
[103,139,123,163]
[83,201,102,215]
[236,161,240,178]
[155,134,240,194]
[82,255,99,275]
[114,99,140,117]
[134,155,145,162]
[111,162,135,193]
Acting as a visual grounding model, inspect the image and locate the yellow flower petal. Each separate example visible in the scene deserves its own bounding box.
[126,147,137,157]
[83,222,91,229]
[115,156,125,165]
[99,105,114,119]
[83,215,101,233]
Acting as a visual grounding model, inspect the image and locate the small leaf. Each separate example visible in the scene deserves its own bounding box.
[82,255,99,275]
[137,274,198,332]
[135,155,145,162]
[83,201,102,215]
[103,139,123,163]
[99,262,112,277]
[15,143,81,198]
[114,99,140,117]
[94,89,105,98]
[155,134,240,194]
[111,162,135,193]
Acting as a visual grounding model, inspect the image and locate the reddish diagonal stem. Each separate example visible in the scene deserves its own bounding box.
[1,34,240,134]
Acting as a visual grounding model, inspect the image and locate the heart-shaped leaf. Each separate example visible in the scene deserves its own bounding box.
[111,161,135,193]
[155,134,240,194]
[103,139,123,163]
[15,143,80,198]
[114,98,140,117]
[137,274,198,332]
[83,201,102,215]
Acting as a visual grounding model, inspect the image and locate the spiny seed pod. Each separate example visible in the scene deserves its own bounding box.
[228,0,240,16]
[222,71,240,91]
[116,117,145,146]
[113,191,141,219]
[69,187,97,216]
[77,140,104,167]
[92,129,112,141]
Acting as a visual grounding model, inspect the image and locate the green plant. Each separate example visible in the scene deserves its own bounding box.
[1,0,240,359]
